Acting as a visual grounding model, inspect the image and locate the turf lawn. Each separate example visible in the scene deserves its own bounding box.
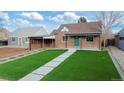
[0,49,66,80]
[42,50,121,81]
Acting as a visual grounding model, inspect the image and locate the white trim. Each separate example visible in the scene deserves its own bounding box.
[62,35,67,43]
[9,36,18,38]
[43,35,55,39]
[11,37,16,43]
[24,37,29,43]
[18,37,22,46]
[61,27,69,32]
[9,36,29,38]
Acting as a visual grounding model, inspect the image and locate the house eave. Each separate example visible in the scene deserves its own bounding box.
[65,32,101,36]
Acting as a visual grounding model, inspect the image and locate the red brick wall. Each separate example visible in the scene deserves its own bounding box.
[30,39,42,50]
[67,36,73,48]
[81,36,100,49]
[44,39,55,48]
[55,32,66,48]
[30,32,101,50]
[55,32,100,49]
[30,38,55,50]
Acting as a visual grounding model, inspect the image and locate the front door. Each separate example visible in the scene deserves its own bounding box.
[74,37,79,47]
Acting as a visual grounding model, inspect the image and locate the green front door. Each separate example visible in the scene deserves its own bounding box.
[74,37,79,47]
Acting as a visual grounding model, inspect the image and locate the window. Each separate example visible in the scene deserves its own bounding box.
[86,35,93,42]
[25,37,29,42]
[63,36,69,42]
[12,37,16,42]
[120,37,124,40]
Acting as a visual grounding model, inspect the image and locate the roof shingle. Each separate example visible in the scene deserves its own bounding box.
[51,21,102,35]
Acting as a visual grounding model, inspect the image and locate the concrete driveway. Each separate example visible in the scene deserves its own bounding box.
[110,46,124,72]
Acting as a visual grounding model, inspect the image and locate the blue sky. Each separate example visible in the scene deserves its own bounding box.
[0,11,123,33]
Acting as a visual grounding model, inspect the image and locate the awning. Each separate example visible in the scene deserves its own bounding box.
[43,35,55,39]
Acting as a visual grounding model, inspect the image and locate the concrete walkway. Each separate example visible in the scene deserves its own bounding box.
[110,46,124,80]
[110,47,124,71]
[19,49,76,81]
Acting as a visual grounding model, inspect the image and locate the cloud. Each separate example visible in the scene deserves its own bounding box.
[20,12,44,21]
[50,12,80,23]
[8,18,46,32]
[64,12,79,20]
[51,14,64,23]
[0,12,9,28]
[13,18,32,27]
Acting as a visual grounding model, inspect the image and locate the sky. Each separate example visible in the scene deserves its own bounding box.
[0,11,124,33]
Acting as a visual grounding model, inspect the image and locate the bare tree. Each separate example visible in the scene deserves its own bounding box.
[96,11,122,48]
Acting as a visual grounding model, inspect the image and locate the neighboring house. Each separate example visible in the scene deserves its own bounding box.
[8,26,48,48]
[115,28,124,50]
[29,21,102,50]
[0,28,8,46]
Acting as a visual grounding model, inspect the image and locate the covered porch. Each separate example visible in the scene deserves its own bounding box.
[29,36,55,50]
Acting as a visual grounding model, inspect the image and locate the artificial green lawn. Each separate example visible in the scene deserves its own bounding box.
[0,49,66,80]
[42,50,121,81]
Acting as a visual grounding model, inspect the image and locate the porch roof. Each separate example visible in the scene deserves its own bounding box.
[43,35,55,39]
[29,35,55,39]
[65,32,101,36]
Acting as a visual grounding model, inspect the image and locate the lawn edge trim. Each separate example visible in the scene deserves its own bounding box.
[0,49,47,64]
[0,49,67,81]
[108,51,124,80]
[42,50,121,81]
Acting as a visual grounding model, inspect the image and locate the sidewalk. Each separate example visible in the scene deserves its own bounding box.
[110,47,124,71]
[19,49,76,81]
[110,46,124,80]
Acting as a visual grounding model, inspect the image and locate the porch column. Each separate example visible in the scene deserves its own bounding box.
[42,37,44,48]
[65,41,67,48]
[65,36,67,48]
[99,35,101,50]
[80,37,82,48]
[52,39,54,48]
[29,38,31,50]
[41,37,42,48]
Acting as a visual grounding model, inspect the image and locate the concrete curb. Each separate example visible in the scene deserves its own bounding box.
[108,51,124,80]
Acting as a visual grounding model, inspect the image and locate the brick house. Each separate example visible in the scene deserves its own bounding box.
[29,21,102,50]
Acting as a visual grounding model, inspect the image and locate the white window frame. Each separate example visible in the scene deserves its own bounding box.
[24,37,29,43]
[11,37,16,42]
[86,35,94,42]
[62,35,69,43]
